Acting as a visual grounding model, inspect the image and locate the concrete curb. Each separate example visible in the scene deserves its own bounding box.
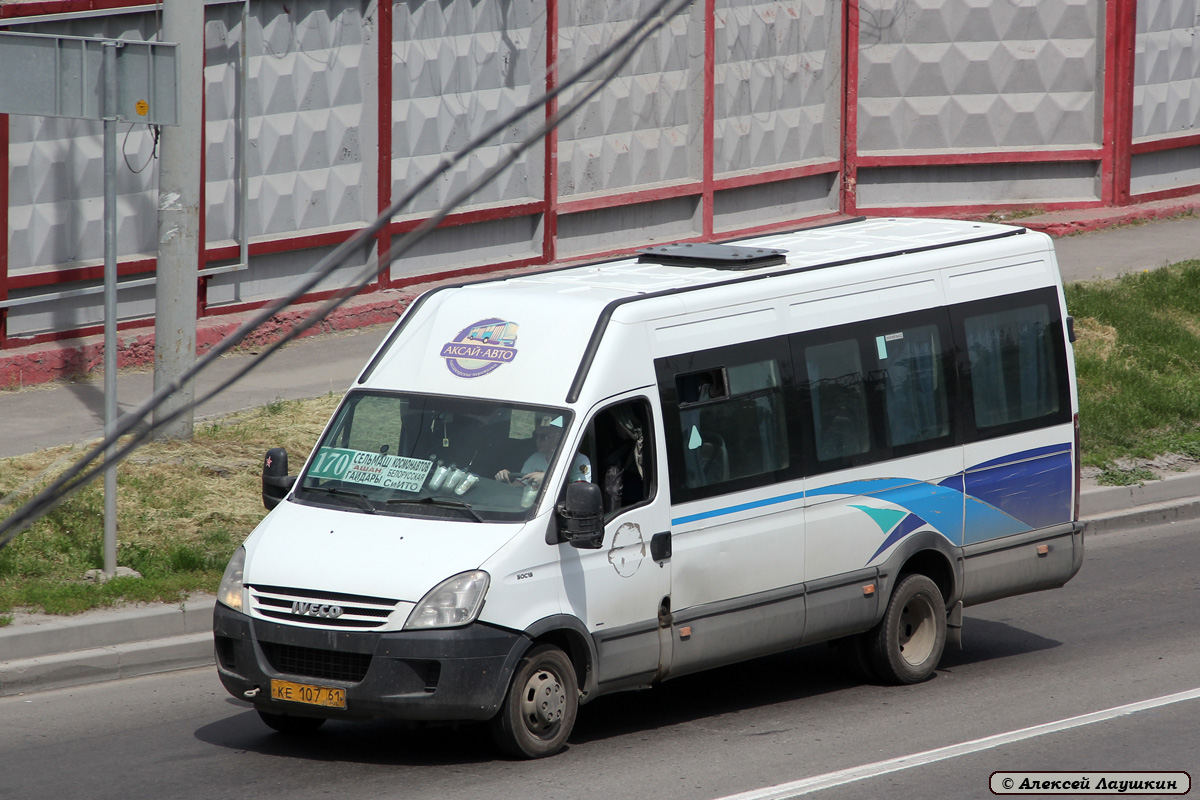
[1,476,1198,698]
[1080,470,1200,518]
[0,633,214,697]
[1082,496,1200,536]
[0,596,215,697]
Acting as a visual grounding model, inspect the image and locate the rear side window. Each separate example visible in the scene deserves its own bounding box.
[963,303,1063,430]
[805,339,869,462]
[874,324,950,448]
[798,309,955,471]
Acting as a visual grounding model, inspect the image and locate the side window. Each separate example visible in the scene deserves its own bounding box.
[963,303,1062,429]
[675,357,789,491]
[805,340,870,462]
[800,310,955,469]
[572,399,654,518]
[871,324,950,448]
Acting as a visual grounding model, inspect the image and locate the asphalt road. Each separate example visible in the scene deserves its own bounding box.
[1,520,1197,800]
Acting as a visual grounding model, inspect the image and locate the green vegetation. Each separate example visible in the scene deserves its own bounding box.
[1066,258,1200,484]
[0,395,339,620]
[2,259,1200,620]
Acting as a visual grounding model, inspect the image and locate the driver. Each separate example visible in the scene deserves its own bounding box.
[495,417,591,488]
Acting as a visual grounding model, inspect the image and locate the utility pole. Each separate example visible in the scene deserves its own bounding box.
[153,0,204,439]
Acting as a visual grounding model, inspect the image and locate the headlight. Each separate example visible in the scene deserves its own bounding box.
[217,547,246,612]
[404,570,490,630]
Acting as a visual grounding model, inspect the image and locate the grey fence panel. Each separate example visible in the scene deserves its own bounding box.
[390,0,545,216]
[714,0,841,176]
[556,0,703,198]
[204,0,379,244]
[857,0,1104,152]
[1134,0,1200,141]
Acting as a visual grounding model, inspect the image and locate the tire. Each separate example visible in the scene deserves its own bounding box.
[489,644,579,759]
[866,573,946,685]
[256,708,327,735]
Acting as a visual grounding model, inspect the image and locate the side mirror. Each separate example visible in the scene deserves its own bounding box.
[557,481,604,550]
[262,447,296,510]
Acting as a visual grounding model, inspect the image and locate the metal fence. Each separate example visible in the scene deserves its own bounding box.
[0,0,1196,350]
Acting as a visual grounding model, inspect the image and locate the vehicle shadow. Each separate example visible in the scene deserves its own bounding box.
[571,617,1059,744]
[939,616,1062,670]
[193,616,1059,763]
[194,703,498,766]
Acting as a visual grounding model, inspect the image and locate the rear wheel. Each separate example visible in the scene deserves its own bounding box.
[489,644,578,759]
[256,709,327,734]
[867,573,946,684]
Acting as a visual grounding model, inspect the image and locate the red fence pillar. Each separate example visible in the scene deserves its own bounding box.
[0,112,7,350]
[841,0,859,216]
[377,0,395,286]
[543,0,559,264]
[1107,0,1138,207]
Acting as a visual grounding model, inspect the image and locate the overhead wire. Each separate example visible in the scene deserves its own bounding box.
[0,0,694,551]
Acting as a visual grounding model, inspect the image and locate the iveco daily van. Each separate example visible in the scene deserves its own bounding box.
[214,217,1084,758]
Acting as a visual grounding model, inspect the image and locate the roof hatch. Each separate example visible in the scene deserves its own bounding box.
[637,242,788,270]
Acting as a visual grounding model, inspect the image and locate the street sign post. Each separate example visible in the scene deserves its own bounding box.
[0,31,178,577]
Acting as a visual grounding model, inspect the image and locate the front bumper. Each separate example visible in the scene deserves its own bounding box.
[213,603,527,722]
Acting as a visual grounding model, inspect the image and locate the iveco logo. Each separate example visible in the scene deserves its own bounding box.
[291,601,344,619]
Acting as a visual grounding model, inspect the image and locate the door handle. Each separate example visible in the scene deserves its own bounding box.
[650,531,672,562]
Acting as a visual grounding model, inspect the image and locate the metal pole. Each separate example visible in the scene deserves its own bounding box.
[102,40,120,578]
[153,0,203,439]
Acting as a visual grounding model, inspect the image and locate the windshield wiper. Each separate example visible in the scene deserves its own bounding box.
[302,484,376,514]
[386,496,484,523]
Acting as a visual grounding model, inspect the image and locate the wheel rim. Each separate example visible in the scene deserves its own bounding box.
[519,666,567,735]
[897,594,937,667]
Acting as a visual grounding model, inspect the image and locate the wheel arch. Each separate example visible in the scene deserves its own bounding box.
[879,530,963,608]
[522,614,598,701]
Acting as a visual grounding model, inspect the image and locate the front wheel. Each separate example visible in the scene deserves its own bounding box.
[867,573,946,684]
[489,644,579,759]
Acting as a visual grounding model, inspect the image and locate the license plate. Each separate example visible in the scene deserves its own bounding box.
[270,679,346,709]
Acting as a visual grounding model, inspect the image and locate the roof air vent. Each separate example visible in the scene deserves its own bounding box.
[637,242,788,270]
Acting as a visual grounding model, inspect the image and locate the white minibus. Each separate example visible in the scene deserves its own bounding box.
[214,217,1084,758]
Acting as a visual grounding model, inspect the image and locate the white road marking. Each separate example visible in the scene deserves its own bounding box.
[715,687,1200,800]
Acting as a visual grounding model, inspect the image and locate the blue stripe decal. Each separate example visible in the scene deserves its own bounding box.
[670,444,1072,541]
[867,512,930,564]
[968,443,1071,472]
[671,490,805,526]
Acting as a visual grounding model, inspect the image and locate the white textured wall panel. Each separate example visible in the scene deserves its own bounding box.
[1134,0,1200,140]
[857,0,1103,152]
[557,0,702,197]
[205,0,378,244]
[714,0,840,175]
[391,0,544,215]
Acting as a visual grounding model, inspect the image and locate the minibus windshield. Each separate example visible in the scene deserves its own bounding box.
[294,390,576,522]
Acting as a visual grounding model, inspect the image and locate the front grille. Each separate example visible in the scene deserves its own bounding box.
[260,641,372,683]
[249,584,400,630]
